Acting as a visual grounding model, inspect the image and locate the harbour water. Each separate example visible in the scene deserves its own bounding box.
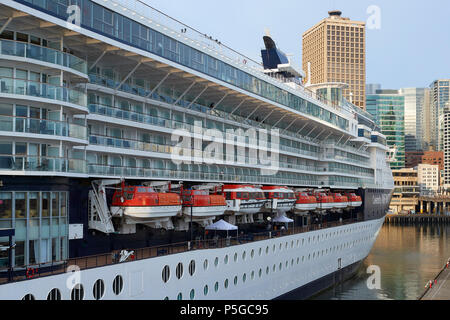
[312,222,450,300]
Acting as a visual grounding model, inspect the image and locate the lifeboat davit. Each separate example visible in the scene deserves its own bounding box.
[294,192,318,214]
[110,186,182,223]
[314,192,335,212]
[261,186,296,213]
[331,193,349,210]
[344,193,362,208]
[182,189,227,222]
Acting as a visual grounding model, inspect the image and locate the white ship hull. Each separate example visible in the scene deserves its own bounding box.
[0,216,385,300]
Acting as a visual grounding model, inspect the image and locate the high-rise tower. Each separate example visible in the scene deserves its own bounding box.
[302,10,366,110]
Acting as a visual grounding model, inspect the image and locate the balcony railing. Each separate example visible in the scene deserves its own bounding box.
[0,76,87,107]
[0,115,87,140]
[0,39,88,74]
[87,164,321,186]
[0,155,86,174]
[88,103,321,159]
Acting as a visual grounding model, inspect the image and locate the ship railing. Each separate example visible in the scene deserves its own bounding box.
[0,218,359,285]
[0,115,87,140]
[0,154,87,174]
[106,0,264,73]
[0,39,88,75]
[0,76,87,107]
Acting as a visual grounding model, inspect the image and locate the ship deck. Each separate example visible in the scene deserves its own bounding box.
[0,218,359,285]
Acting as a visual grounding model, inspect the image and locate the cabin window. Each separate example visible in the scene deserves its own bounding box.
[225,192,232,200]
[236,192,242,199]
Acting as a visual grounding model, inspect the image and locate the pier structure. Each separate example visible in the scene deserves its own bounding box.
[418,195,450,215]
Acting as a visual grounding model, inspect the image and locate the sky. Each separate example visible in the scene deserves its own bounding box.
[145,0,450,89]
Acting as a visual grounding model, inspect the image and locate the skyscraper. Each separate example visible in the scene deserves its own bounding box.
[399,88,428,152]
[302,10,366,110]
[367,89,405,170]
[430,79,450,151]
[366,83,381,95]
[443,104,450,189]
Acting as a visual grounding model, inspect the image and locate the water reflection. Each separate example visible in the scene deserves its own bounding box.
[313,223,450,300]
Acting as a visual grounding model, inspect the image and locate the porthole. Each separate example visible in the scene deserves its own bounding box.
[70,284,84,301]
[251,249,255,258]
[242,273,247,283]
[93,279,105,300]
[291,259,294,267]
[203,259,208,271]
[234,252,238,262]
[113,275,123,295]
[279,243,282,250]
[214,282,219,292]
[242,251,246,261]
[234,276,238,286]
[204,285,209,296]
[259,269,262,278]
[214,257,219,267]
[272,244,276,252]
[285,261,289,268]
[177,292,183,300]
[164,296,169,300]
[189,260,196,276]
[291,240,294,248]
[47,288,61,300]
[190,289,195,300]
[272,264,276,272]
[279,263,282,271]
[285,242,288,249]
[259,248,262,256]
[22,294,35,300]
[224,255,229,264]
[265,246,269,254]
[266,266,269,275]
[224,279,229,289]
[176,263,183,279]
[251,271,255,280]
[162,265,170,283]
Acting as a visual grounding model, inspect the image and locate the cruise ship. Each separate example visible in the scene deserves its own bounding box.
[0,0,394,300]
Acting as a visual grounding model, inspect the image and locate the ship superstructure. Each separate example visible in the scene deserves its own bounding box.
[0,0,393,300]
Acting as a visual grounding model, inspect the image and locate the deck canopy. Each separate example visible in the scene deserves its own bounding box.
[206,220,238,231]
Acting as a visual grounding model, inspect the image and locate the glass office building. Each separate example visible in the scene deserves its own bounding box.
[367,90,405,169]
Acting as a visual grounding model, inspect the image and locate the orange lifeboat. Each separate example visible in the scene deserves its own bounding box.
[331,193,349,209]
[344,193,362,208]
[294,192,318,214]
[182,189,227,219]
[315,192,335,211]
[110,186,182,221]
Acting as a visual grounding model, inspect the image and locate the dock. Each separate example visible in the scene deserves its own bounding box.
[419,259,450,300]
[385,214,450,225]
